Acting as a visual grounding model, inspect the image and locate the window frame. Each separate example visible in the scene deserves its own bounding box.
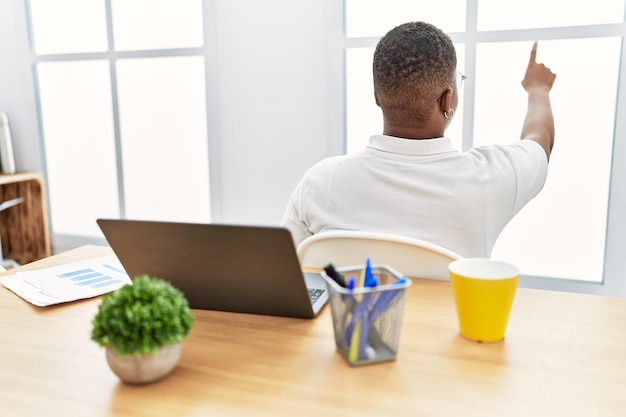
[26,0,223,252]
[340,0,626,297]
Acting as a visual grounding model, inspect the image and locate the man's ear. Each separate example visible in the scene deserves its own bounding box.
[439,88,453,113]
[374,90,381,107]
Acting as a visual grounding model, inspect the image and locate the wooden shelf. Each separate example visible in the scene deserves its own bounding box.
[0,172,50,265]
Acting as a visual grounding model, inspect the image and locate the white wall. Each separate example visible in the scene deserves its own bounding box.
[0,0,342,239]
[0,0,42,173]
[212,0,342,225]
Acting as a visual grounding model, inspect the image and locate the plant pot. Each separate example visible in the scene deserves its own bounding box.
[105,343,181,385]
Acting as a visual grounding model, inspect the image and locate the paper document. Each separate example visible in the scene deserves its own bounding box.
[0,255,131,307]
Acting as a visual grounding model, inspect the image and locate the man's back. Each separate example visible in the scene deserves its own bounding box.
[281,135,547,258]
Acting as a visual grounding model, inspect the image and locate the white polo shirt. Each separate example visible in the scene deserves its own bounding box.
[281,135,548,258]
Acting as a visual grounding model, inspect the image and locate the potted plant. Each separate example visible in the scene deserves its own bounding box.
[91,274,194,384]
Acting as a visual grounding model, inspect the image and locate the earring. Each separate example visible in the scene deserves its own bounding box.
[444,109,455,119]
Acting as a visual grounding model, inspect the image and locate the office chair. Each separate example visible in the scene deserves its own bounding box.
[297,230,463,280]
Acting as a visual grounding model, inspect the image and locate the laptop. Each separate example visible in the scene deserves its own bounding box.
[96,219,329,319]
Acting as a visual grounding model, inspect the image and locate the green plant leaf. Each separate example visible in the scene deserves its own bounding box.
[91,275,194,356]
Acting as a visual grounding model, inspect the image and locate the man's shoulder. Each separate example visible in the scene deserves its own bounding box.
[472,139,544,153]
[469,140,547,163]
[307,151,366,172]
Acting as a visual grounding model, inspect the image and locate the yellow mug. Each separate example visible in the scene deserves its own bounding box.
[448,258,519,343]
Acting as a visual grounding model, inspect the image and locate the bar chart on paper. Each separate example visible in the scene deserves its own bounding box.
[58,264,127,290]
[0,255,132,306]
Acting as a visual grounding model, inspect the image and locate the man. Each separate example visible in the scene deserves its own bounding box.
[281,21,556,258]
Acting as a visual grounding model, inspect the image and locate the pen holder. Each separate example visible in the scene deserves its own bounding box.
[321,264,412,366]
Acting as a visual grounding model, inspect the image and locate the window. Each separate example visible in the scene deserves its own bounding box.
[344,0,626,294]
[23,0,626,296]
[28,0,211,241]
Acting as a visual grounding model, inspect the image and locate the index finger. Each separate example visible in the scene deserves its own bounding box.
[529,41,538,64]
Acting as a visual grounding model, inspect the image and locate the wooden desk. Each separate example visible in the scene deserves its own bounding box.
[1,246,625,417]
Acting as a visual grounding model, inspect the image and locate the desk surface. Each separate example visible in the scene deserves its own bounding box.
[1,245,625,417]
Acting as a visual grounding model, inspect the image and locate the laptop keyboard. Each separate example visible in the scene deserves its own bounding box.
[308,288,326,304]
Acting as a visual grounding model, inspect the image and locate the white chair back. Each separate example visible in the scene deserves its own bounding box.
[297,230,462,280]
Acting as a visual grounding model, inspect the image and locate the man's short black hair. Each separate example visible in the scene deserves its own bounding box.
[373,21,457,127]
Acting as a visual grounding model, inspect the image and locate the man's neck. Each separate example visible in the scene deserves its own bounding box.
[383,124,444,140]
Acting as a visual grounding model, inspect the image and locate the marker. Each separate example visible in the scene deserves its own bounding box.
[323,263,347,288]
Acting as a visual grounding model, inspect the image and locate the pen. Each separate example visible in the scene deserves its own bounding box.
[343,274,408,358]
[367,277,408,324]
[347,276,355,289]
[359,259,375,360]
[348,259,368,363]
[364,259,378,288]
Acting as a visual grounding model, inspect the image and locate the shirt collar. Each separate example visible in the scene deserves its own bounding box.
[368,135,456,156]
